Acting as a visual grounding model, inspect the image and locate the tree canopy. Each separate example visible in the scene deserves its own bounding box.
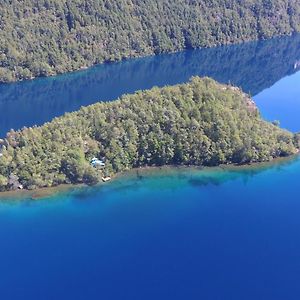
[0,77,298,191]
[1,0,300,82]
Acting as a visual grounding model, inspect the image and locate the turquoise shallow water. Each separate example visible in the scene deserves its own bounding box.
[0,33,300,299]
[1,158,300,299]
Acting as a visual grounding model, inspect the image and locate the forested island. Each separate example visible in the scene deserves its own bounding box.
[0,77,299,191]
[1,0,300,82]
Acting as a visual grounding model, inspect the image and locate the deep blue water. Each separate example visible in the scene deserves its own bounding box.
[255,71,300,132]
[1,34,300,300]
[1,159,300,300]
[1,33,300,136]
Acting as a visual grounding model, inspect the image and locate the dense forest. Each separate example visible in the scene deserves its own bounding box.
[0,77,299,191]
[1,33,300,137]
[2,32,300,137]
[1,0,300,82]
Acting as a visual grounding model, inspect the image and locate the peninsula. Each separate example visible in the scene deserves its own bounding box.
[0,77,299,192]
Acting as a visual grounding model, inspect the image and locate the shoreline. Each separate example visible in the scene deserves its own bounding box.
[0,153,298,201]
[0,33,295,85]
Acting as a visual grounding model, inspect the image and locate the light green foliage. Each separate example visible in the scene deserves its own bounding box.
[0,175,8,191]
[0,77,298,191]
[1,0,300,82]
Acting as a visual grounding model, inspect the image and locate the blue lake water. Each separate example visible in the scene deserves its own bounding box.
[1,34,300,300]
[1,33,300,136]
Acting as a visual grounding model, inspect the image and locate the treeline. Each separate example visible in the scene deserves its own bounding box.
[1,0,300,82]
[0,77,299,191]
[2,33,300,137]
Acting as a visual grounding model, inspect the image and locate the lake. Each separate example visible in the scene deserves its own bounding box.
[1,33,300,136]
[1,34,300,300]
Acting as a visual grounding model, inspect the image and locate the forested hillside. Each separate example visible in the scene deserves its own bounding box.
[1,0,300,82]
[0,77,299,191]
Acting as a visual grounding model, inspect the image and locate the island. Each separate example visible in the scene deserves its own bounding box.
[1,0,300,82]
[0,77,299,192]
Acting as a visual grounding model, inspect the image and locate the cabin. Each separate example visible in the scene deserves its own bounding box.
[91,157,105,168]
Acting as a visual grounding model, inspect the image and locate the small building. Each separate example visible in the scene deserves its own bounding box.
[91,157,105,168]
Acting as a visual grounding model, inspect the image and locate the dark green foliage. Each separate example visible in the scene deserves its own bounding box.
[0,77,298,191]
[1,0,300,82]
[2,33,300,138]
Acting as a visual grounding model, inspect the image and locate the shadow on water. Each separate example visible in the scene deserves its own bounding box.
[189,176,225,187]
[188,155,300,188]
[0,155,298,204]
[69,155,300,202]
[1,34,300,136]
